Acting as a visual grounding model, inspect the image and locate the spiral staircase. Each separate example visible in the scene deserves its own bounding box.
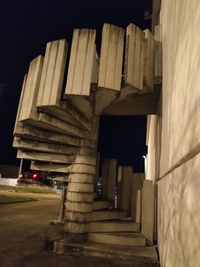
[13,23,161,265]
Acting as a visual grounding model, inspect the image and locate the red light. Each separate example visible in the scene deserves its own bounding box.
[32,173,39,180]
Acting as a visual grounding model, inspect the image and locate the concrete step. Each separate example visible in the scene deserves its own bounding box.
[92,200,114,211]
[88,232,146,247]
[88,220,140,233]
[91,210,127,221]
[54,241,159,266]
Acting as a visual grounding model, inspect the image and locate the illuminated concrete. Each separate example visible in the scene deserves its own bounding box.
[157,1,200,266]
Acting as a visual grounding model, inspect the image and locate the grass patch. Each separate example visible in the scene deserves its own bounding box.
[0,185,56,194]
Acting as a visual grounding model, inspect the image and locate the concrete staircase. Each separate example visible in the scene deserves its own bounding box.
[13,23,161,266]
[88,199,145,247]
[53,198,159,266]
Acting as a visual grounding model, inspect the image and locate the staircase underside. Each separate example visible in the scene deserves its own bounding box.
[103,86,161,116]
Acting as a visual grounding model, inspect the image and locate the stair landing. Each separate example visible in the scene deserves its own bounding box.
[54,240,159,266]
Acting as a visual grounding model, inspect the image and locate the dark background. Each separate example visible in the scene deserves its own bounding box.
[0,0,152,171]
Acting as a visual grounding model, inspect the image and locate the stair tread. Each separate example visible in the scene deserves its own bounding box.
[55,241,159,263]
[90,220,138,224]
[85,243,158,262]
[89,232,144,238]
[92,209,126,213]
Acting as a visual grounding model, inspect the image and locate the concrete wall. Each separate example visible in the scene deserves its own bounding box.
[158,1,200,266]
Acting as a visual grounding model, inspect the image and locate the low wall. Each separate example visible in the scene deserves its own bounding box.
[0,178,19,186]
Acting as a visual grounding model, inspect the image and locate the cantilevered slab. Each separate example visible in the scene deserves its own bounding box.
[31,162,96,174]
[65,29,96,96]
[17,150,96,165]
[98,24,124,91]
[19,56,43,122]
[31,161,70,173]
[95,24,124,114]
[37,39,68,107]
[122,23,144,96]
[14,125,96,148]
[24,112,85,137]
[13,137,95,157]
[35,39,94,130]
[103,86,161,115]
[143,29,155,90]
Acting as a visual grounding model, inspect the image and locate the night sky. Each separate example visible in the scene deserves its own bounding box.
[0,0,151,170]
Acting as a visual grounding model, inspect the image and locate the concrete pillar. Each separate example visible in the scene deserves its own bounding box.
[64,161,96,242]
[131,173,144,221]
[102,159,117,201]
[118,166,133,215]
[136,190,142,223]
[64,116,99,242]
[141,180,154,245]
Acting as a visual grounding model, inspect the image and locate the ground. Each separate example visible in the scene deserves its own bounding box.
[0,190,158,267]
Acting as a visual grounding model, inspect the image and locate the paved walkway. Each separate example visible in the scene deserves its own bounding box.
[0,191,158,267]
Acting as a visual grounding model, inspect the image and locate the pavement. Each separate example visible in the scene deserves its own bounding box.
[0,191,159,267]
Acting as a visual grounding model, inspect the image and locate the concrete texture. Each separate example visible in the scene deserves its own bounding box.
[159,0,200,177]
[0,191,158,267]
[158,153,200,267]
[102,159,117,201]
[141,180,154,246]
[157,1,200,266]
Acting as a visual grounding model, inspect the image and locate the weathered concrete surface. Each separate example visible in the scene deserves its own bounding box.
[157,1,200,267]
[159,0,200,177]
[158,153,200,267]
[0,191,159,267]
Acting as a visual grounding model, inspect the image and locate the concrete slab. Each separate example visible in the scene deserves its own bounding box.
[54,241,159,265]
[88,220,140,233]
[37,39,68,107]
[65,29,96,96]
[88,232,146,246]
[123,23,144,94]
[91,210,127,221]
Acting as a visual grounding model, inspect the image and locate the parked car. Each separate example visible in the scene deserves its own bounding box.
[18,171,52,186]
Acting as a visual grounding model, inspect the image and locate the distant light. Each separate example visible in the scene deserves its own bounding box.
[143,155,146,159]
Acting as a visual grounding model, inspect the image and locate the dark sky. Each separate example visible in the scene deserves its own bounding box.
[0,0,151,169]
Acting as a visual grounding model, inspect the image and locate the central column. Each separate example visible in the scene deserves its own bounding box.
[64,116,98,242]
[64,161,96,242]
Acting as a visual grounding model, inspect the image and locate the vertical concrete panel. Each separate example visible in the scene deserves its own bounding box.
[142,180,154,245]
[98,23,124,91]
[131,173,144,220]
[102,159,117,201]
[37,39,68,107]
[120,166,133,213]
[143,30,155,90]
[19,56,43,122]
[124,23,144,90]
[136,190,142,223]
[158,1,200,265]
[65,29,96,96]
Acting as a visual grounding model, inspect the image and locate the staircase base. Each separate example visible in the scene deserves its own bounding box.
[53,240,159,266]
